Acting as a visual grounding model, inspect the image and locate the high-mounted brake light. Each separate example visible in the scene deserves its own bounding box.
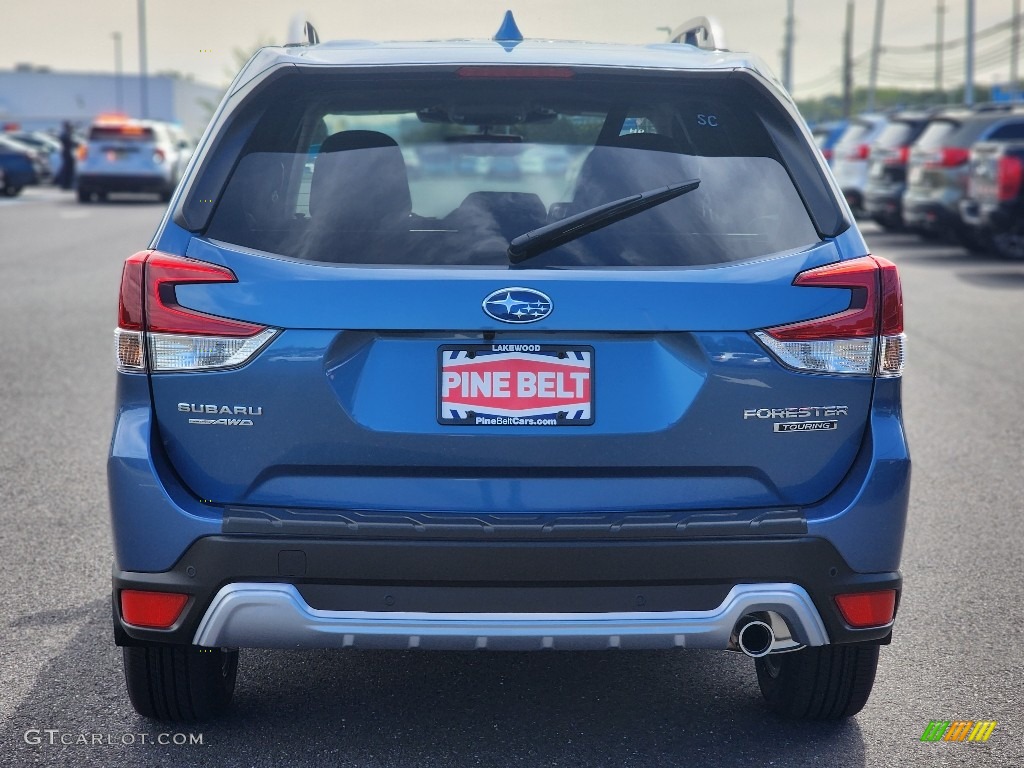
[115,251,276,373]
[457,66,575,79]
[754,256,905,376]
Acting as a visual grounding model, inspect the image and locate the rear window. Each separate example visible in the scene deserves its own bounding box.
[913,119,960,152]
[203,71,823,268]
[834,120,878,148]
[945,115,1011,148]
[872,120,922,149]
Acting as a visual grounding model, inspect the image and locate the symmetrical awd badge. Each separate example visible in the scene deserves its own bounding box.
[482,287,552,324]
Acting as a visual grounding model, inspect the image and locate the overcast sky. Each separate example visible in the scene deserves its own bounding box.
[2,1,1019,97]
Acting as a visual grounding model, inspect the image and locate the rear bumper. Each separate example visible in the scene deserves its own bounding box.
[78,173,170,193]
[113,533,900,649]
[960,198,1022,232]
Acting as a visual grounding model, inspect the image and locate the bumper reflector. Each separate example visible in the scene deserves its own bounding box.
[834,589,897,628]
[121,589,189,629]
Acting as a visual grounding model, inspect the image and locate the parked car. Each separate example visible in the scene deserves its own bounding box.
[0,134,42,195]
[830,114,888,213]
[961,137,1024,259]
[902,106,1024,248]
[5,130,62,182]
[811,120,847,166]
[77,115,193,202]
[108,13,909,723]
[862,111,932,230]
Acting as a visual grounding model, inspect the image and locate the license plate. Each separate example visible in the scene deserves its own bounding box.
[438,344,594,426]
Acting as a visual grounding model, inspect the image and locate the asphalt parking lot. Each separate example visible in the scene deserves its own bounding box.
[0,187,1021,767]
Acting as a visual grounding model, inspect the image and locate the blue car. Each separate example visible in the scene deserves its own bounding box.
[109,14,909,722]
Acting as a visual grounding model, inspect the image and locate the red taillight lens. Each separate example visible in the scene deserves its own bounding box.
[834,590,897,628]
[143,252,263,336]
[153,148,165,163]
[822,148,833,162]
[998,155,1023,202]
[764,256,881,341]
[121,589,189,629]
[940,147,970,167]
[117,252,147,331]
[875,256,904,335]
[756,256,905,376]
[884,146,910,166]
[849,143,870,161]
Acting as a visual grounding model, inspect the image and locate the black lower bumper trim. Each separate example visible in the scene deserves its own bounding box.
[113,535,901,648]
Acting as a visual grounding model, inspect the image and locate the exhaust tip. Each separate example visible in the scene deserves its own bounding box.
[736,616,775,658]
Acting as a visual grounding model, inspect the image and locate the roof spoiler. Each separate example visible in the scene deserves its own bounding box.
[667,16,725,51]
[285,14,320,46]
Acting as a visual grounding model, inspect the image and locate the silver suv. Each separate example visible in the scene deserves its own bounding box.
[77,115,193,202]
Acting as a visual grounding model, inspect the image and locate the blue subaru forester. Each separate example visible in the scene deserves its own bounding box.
[109,15,910,721]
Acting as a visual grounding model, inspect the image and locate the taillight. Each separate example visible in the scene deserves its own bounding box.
[115,250,276,373]
[754,256,905,376]
[834,590,897,629]
[847,143,870,161]
[121,589,189,629]
[153,148,166,163]
[925,147,970,168]
[822,148,834,162]
[77,144,88,161]
[883,146,910,166]
[998,155,1023,202]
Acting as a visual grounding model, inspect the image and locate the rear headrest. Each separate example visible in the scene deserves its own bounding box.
[571,133,691,212]
[309,130,412,220]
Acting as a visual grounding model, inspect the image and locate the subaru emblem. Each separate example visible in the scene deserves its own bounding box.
[482,287,552,324]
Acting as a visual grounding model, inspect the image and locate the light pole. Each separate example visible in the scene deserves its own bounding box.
[964,0,975,106]
[112,32,123,112]
[138,0,149,118]
[867,0,885,112]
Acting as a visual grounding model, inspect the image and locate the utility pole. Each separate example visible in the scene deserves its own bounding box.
[965,0,975,106]
[867,0,885,112]
[137,0,149,118]
[935,1,945,103]
[782,0,795,93]
[112,32,123,112]
[842,0,854,118]
[1012,0,1021,100]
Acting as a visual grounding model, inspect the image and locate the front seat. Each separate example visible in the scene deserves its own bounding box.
[302,130,413,263]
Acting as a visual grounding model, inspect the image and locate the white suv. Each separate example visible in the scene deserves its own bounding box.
[77,115,193,202]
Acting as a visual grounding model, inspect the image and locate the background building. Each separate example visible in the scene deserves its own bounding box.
[0,66,222,138]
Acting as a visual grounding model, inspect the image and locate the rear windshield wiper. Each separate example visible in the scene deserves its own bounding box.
[507,178,700,264]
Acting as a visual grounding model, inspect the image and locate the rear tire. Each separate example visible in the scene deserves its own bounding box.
[77,188,91,203]
[755,644,879,720]
[123,645,238,721]
[991,225,1024,260]
[2,185,21,197]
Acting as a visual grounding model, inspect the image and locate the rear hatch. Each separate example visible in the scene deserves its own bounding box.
[83,120,161,177]
[139,64,878,515]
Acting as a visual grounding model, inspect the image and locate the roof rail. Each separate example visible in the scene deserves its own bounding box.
[285,14,319,46]
[668,16,725,51]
